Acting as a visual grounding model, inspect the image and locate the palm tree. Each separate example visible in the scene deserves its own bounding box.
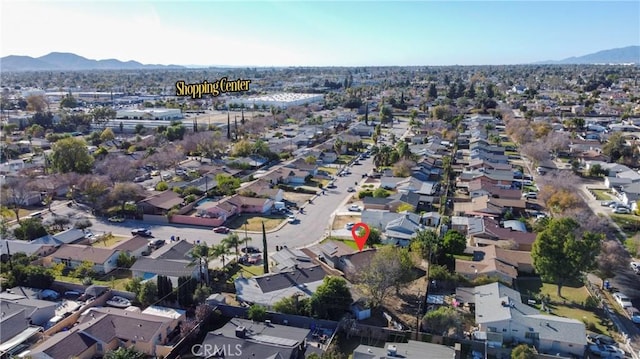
[222,232,243,260]
[211,243,230,268]
[189,243,212,284]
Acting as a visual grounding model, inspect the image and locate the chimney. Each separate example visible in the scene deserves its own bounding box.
[235,326,246,338]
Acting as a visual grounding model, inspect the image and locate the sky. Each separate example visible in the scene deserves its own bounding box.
[1,0,639,67]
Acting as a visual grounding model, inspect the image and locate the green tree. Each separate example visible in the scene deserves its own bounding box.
[215,174,241,196]
[189,243,212,284]
[222,232,244,260]
[442,230,467,256]
[511,344,536,359]
[110,182,144,214]
[104,347,145,359]
[602,132,633,163]
[125,277,143,296]
[13,218,48,241]
[51,137,94,173]
[91,106,116,128]
[100,127,115,143]
[355,246,413,308]
[422,306,462,336]
[366,227,382,247]
[531,218,601,297]
[72,260,96,279]
[116,252,135,268]
[311,276,353,320]
[137,281,158,306]
[379,106,393,125]
[211,243,230,268]
[60,94,78,108]
[247,304,267,322]
[411,229,442,261]
[193,284,212,304]
[273,294,311,316]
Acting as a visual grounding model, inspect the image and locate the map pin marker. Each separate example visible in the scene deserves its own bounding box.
[351,222,370,251]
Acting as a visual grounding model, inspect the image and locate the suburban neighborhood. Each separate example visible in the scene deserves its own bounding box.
[1,38,640,359]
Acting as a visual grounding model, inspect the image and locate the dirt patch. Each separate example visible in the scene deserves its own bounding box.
[283,192,314,204]
[226,214,286,231]
[332,215,361,230]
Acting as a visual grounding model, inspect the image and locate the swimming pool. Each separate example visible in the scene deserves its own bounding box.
[195,198,214,207]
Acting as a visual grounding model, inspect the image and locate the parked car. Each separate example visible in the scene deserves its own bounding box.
[241,246,261,254]
[108,216,125,223]
[601,200,615,207]
[213,226,230,234]
[345,222,355,230]
[587,334,616,346]
[522,192,537,199]
[589,344,624,358]
[326,183,337,189]
[150,239,166,249]
[613,292,633,308]
[287,215,297,223]
[131,228,152,237]
[626,307,640,324]
[348,205,361,212]
[613,207,631,214]
[347,187,356,192]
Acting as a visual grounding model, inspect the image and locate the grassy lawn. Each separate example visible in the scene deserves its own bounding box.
[611,214,640,236]
[336,155,356,164]
[228,264,265,282]
[332,215,361,230]
[91,234,130,248]
[319,166,338,175]
[226,214,286,231]
[57,269,131,291]
[517,278,612,335]
[591,189,613,201]
[322,237,359,251]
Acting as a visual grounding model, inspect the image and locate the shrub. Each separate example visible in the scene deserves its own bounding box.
[184,194,197,203]
[82,276,94,286]
[155,181,169,191]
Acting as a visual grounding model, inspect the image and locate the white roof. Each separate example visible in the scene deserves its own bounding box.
[141,305,185,319]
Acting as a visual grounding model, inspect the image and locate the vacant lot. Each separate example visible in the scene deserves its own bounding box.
[332,215,361,230]
[226,214,285,231]
[282,192,314,204]
[92,234,130,248]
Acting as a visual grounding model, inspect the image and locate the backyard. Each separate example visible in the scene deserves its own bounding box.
[91,234,130,248]
[57,269,132,291]
[332,215,362,230]
[226,214,286,231]
[516,278,613,335]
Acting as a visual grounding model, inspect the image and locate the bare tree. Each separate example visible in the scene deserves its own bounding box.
[95,156,139,184]
[543,131,570,157]
[596,240,630,282]
[520,142,550,165]
[110,183,146,214]
[76,174,112,212]
[1,176,36,223]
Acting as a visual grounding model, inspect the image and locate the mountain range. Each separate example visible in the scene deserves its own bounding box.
[536,45,639,65]
[0,52,185,72]
[1,46,638,71]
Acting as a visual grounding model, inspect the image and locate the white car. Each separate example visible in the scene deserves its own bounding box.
[613,207,631,214]
[345,222,355,230]
[522,192,537,199]
[348,205,361,212]
[613,292,633,308]
[287,215,297,223]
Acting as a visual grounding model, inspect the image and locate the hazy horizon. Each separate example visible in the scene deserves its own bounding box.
[2,1,639,67]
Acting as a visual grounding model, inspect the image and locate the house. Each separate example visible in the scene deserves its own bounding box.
[28,306,183,358]
[263,167,310,185]
[468,178,522,200]
[350,122,374,137]
[137,190,184,215]
[271,247,314,272]
[454,195,526,218]
[111,235,150,258]
[199,318,315,359]
[30,228,88,247]
[0,296,56,326]
[237,178,284,201]
[285,158,318,176]
[0,239,56,260]
[353,340,456,359]
[229,155,268,169]
[0,308,43,358]
[362,191,422,212]
[384,214,424,245]
[227,194,274,214]
[48,244,120,274]
[361,210,423,232]
[473,282,586,357]
[469,217,537,251]
[455,245,534,284]
[328,249,377,283]
[618,182,640,206]
[131,240,204,281]
[234,265,327,308]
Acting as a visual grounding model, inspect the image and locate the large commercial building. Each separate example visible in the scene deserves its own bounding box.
[115,108,183,121]
[226,93,323,109]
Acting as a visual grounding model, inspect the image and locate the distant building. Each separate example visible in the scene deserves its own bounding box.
[226,93,323,109]
[116,108,183,121]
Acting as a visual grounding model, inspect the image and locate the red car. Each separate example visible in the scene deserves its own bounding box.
[213,226,230,234]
